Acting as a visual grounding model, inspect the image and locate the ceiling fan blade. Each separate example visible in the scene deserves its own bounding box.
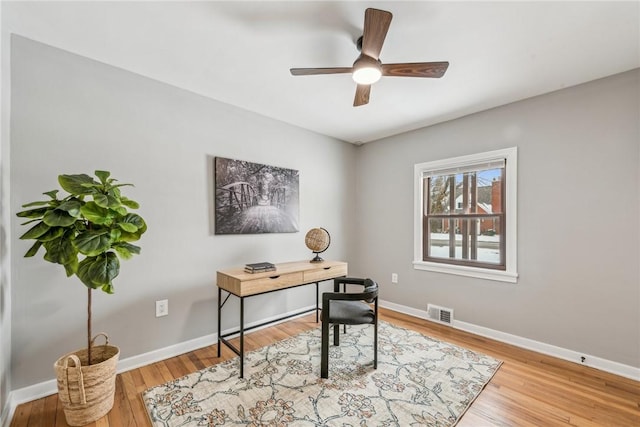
[361,8,392,60]
[290,67,353,76]
[353,84,371,107]
[381,62,449,78]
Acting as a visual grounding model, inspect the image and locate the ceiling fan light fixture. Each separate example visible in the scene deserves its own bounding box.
[352,55,382,85]
[353,66,382,84]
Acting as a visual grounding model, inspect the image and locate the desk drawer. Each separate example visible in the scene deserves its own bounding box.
[241,272,304,296]
[304,263,348,283]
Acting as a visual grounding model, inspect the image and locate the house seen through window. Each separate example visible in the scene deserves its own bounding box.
[414,148,518,282]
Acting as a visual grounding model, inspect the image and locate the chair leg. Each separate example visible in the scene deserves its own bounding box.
[373,321,378,369]
[321,321,329,378]
[333,324,340,346]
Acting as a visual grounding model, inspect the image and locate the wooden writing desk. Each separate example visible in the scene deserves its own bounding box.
[216,260,348,378]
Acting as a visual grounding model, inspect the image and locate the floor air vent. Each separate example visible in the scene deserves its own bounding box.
[427,304,454,325]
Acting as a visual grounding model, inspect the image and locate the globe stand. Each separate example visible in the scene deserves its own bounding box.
[310,252,325,263]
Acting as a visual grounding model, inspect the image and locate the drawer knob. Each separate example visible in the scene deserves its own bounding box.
[269,275,280,279]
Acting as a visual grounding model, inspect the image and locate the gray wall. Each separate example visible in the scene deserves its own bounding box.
[352,69,640,367]
[9,36,356,389]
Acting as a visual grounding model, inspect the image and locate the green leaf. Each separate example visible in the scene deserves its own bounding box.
[118,214,147,242]
[37,227,65,242]
[76,260,99,288]
[113,242,141,259]
[20,200,52,208]
[57,199,83,217]
[113,206,127,216]
[94,170,111,184]
[108,187,123,201]
[42,209,77,227]
[80,202,113,225]
[58,174,97,196]
[101,282,114,294]
[117,222,138,233]
[16,207,49,219]
[112,183,133,191]
[123,213,146,233]
[64,257,79,276]
[43,190,59,199]
[19,221,50,240]
[77,252,119,290]
[93,193,121,209]
[120,198,140,209]
[24,240,43,257]
[110,186,122,198]
[110,228,122,242]
[75,230,111,256]
[43,232,77,265]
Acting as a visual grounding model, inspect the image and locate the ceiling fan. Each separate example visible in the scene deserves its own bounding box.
[290,8,449,107]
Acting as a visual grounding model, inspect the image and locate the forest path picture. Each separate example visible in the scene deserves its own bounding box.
[214,157,299,234]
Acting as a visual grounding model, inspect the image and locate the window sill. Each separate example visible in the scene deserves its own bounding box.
[413,260,518,283]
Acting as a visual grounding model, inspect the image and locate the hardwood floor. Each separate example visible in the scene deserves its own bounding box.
[10,307,640,426]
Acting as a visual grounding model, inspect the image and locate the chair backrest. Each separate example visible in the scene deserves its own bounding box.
[362,279,378,303]
[327,277,379,305]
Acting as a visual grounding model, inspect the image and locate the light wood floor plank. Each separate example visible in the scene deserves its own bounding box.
[119,371,147,427]
[10,308,640,426]
[39,394,57,427]
[163,356,191,380]
[153,362,174,384]
[25,395,45,427]
[107,374,136,427]
[10,400,32,427]
[176,354,199,375]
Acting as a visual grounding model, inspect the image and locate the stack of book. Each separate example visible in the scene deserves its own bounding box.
[244,262,276,273]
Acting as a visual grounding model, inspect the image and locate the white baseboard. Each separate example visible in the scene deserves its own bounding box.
[380,300,640,381]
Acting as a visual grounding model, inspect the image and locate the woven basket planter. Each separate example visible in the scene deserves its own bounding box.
[54,333,120,426]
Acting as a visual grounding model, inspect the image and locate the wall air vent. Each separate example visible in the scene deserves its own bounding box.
[427,304,454,325]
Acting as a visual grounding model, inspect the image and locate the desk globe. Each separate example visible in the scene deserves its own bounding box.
[305,228,330,263]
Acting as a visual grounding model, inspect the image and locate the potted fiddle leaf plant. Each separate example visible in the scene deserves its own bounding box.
[16,170,147,426]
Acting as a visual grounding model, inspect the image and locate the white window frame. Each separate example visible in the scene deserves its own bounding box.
[413,147,518,283]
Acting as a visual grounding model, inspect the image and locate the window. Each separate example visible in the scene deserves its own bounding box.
[414,147,518,283]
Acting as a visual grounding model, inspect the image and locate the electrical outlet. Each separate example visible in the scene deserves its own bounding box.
[391,273,398,284]
[156,299,168,317]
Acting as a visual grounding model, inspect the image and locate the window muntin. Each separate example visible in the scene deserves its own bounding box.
[413,148,518,283]
[423,166,505,269]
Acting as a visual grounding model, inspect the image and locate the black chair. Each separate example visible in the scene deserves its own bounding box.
[321,277,379,378]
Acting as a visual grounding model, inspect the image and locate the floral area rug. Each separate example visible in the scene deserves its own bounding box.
[142,321,501,426]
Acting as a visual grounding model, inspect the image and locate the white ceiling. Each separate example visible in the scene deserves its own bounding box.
[3,1,639,143]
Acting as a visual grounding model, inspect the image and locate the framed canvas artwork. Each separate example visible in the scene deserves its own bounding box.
[214,157,299,234]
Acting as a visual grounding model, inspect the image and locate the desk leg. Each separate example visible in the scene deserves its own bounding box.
[240,297,245,379]
[217,287,222,357]
[315,282,319,323]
